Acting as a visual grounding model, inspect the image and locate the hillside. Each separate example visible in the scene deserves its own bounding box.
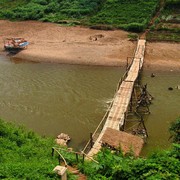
[0,0,160,32]
[0,118,180,179]
[147,0,180,41]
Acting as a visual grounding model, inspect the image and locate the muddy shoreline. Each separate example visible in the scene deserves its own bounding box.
[0,20,180,71]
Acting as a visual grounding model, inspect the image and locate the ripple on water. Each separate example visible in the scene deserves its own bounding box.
[0,56,179,153]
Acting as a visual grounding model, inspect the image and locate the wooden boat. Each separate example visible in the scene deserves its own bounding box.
[4,38,29,51]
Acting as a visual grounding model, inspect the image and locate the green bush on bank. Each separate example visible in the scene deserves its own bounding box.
[147,0,180,42]
[76,144,180,179]
[89,0,158,32]
[165,0,180,8]
[0,0,159,32]
[0,119,59,179]
[0,117,180,179]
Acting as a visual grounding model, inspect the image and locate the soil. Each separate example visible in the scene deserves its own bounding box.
[145,42,180,71]
[0,20,180,70]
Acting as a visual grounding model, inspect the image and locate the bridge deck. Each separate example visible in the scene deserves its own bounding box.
[87,39,146,158]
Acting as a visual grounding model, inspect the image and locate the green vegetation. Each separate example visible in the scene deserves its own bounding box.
[128,33,139,41]
[77,117,179,179]
[1,117,180,179]
[0,119,59,179]
[169,117,180,144]
[89,0,159,32]
[77,146,180,179]
[147,0,180,41]
[0,0,159,32]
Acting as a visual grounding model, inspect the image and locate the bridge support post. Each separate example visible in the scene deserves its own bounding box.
[90,133,93,148]
[136,84,152,114]
[126,57,129,70]
[76,153,79,162]
[140,116,148,138]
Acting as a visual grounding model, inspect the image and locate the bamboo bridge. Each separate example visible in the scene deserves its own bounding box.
[83,39,146,158]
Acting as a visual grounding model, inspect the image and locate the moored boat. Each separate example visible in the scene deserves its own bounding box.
[4,38,29,51]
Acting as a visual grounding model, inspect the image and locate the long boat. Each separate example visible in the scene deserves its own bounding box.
[4,38,29,51]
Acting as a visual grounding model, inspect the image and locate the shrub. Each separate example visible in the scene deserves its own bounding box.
[169,117,180,144]
[0,0,159,32]
[0,119,59,179]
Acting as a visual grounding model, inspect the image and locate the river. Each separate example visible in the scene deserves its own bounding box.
[0,55,179,154]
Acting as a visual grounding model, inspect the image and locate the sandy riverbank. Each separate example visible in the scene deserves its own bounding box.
[0,20,180,70]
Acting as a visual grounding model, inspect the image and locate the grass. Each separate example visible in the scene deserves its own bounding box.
[147,0,180,42]
[0,116,180,179]
[147,31,180,42]
[89,0,159,32]
[0,0,159,32]
[0,119,74,179]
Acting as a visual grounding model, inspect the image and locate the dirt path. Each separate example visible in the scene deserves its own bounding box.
[0,20,180,70]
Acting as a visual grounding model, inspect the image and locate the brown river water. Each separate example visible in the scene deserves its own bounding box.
[0,55,179,155]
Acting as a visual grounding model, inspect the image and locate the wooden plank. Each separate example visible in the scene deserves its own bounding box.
[87,39,146,158]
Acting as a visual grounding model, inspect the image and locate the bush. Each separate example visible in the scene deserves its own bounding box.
[125,23,146,32]
[0,0,159,32]
[77,146,180,179]
[128,33,139,41]
[0,119,59,179]
[169,117,180,144]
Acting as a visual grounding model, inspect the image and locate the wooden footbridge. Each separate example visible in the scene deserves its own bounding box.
[82,39,146,158]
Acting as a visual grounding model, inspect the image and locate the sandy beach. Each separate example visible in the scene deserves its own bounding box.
[0,20,180,70]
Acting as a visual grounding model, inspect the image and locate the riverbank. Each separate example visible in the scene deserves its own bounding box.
[0,20,180,70]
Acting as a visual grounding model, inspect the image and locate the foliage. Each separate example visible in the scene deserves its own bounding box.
[0,119,60,179]
[146,31,180,42]
[76,146,180,179]
[89,0,158,32]
[1,117,180,179]
[169,117,180,144]
[128,33,139,41]
[0,0,159,32]
[165,0,180,8]
[147,0,180,42]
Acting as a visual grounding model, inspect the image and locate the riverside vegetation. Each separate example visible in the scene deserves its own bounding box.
[0,0,160,32]
[147,0,180,41]
[0,0,180,179]
[0,118,179,179]
[1,0,179,38]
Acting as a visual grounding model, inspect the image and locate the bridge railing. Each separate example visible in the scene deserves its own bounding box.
[82,40,145,154]
[82,62,134,154]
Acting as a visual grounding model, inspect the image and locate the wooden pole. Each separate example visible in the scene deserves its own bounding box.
[52,148,54,156]
[82,154,85,163]
[76,153,79,162]
[90,133,93,148]
[58,155,61,165]
[140,116,148,137]
[130,93,133,112]
[126,57,129,70]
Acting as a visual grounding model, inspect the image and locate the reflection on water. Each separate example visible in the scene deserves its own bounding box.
[0,55,179,153]
[0,55,123,150]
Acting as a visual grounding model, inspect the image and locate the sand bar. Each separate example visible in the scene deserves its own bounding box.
[0,20,180,70]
